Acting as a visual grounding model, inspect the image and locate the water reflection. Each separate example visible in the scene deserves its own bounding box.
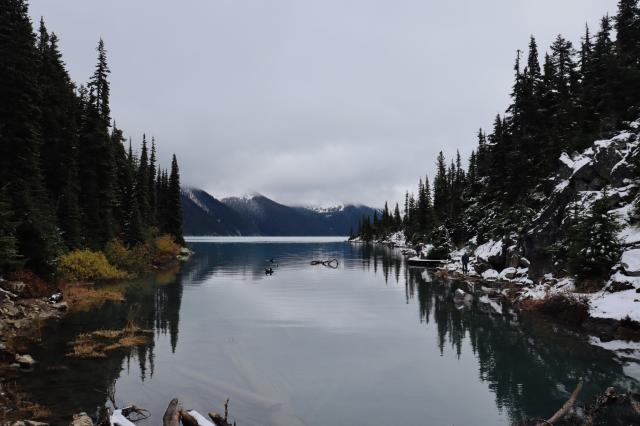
[12,240,640,425]
[358,243,640,423]
[14,268,184,423]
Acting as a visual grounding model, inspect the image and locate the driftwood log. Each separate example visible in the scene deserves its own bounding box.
[209,398,235,426]
[310,258,339,268]
[162,398,181,426]
[179,409,200,426]
[536,382,583,426]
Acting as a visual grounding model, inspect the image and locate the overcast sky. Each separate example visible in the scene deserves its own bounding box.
[29,0,619,208]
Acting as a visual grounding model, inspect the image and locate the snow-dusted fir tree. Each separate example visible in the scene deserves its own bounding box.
[567,197,622,280]
[427,225,452,260]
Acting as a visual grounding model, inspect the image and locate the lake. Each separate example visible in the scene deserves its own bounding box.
[17,238,640,425]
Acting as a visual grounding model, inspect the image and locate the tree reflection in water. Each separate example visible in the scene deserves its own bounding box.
[10,241,640,425]
[357,243,640,423]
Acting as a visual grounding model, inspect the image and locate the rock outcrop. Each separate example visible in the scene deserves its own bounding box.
[523,124,640,278]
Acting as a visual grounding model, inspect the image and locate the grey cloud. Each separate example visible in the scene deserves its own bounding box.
[29,0,619,207]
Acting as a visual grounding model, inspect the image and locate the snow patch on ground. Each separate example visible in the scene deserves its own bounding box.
[620,226,640,245]
[621,249,640,276]
[589,289,640,322]
[589,336,640,353]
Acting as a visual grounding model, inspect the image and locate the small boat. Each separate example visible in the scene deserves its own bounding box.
[407,257,448,267]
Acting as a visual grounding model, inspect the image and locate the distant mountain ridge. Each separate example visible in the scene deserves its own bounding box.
[181,188,377,236]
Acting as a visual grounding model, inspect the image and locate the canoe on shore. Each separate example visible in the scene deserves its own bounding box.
[407,257,448,267]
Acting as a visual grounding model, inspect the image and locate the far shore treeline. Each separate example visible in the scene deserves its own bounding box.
[0,0,184,278]
[356,0,640,280]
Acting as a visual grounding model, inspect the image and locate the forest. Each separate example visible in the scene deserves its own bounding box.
[0,0,184,279]
[357,0,640,281]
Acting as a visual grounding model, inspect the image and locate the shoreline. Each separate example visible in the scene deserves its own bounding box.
[353,238,640,345]
[0,250,192,424]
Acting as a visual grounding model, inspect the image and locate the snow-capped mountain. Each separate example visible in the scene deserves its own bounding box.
[180,188,258,236]
[182,190,377,236]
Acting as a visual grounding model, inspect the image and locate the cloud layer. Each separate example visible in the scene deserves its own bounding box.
[29,0,618,207]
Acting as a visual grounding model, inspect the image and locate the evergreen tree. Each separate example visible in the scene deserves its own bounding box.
[136,134,150,224]
[88,38,110,122]
[427,225,452,261]
[567,197,622,279]
[615,0,640,121]
[167,155,184,244]
[0,0,60,274]
[148,138,157,226]
[36,20,82,248]
[393,203,402,229]
[0,189,18,274]
[433,151,449,220]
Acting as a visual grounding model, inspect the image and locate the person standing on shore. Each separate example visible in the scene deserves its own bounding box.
[461,252,469,274]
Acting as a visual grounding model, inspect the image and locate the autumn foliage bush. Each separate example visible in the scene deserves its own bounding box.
[7,269,51,297]
[104,239,150,273]
[152,234,181,265]
[58,250,128,282]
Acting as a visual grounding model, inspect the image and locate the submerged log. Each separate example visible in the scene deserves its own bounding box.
[179,409,200,426]
[163,398,181,426]
[208,413,233,426]
[537,382,583,425]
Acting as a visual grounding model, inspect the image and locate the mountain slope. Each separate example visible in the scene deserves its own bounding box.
[182,189,377,236]
[181,188,259,236]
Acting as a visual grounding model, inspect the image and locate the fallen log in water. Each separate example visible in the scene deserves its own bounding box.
[536,381,583,426]
[310,258,339,268]
[179,409,200,426]
[163,398,181,426]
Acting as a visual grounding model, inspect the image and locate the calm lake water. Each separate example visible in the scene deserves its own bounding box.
[18,238,640,425]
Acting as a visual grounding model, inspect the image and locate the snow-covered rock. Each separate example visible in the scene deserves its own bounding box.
[621,248,640,277]
[482,269,499,280]
[498,267,517,280]
[475,240,503,263]
[524,123,640,278]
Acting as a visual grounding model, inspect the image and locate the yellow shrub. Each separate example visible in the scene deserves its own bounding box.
[152,234,180,265]
[58,249,128,282]
[104,239,150,273]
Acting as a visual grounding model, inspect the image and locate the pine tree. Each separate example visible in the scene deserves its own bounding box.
[567,197,622,279]
[433,151,449,221]
[148,138,157,226]
[615,0,640,121]
[0,189,18,274]
[136,134,150,224]
[393,203,402,229]
[427,225,452,260]
[88,38,110,122]
[36,21,82,248]
[0,0,61,274]
[166,155,184,244]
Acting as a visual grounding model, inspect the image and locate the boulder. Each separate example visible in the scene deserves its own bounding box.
[482,269,499,281]
[608,281,635,293]
[70,413,93,426]
[499,267,517,280]
[15,353,36,366]
[51,301,68,311]
[1,281,25,297]
[475,240,505,270]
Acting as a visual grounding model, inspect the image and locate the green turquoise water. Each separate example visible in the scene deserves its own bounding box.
[17,238,640,425]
